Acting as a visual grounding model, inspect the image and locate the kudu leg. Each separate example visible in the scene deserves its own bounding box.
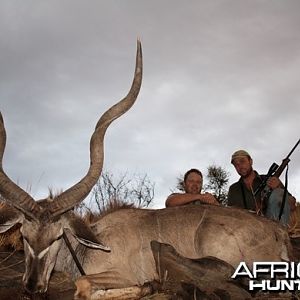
[74,271,152,300]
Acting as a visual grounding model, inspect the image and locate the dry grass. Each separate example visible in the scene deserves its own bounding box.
[81,198,136,225]
[0,202,23,251]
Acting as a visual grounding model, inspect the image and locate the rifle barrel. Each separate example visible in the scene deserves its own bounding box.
[286,138,300,159]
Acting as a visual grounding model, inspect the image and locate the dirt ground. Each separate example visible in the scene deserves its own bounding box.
[0,250,75,300]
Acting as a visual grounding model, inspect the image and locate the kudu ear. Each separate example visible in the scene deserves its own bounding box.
[64,213,110,251]
[0,203,23,233]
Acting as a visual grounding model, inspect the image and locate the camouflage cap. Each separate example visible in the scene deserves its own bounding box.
[231,150,251,163]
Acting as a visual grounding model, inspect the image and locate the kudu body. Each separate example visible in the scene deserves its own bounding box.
[0,41,294,298]
[72,205,292,286]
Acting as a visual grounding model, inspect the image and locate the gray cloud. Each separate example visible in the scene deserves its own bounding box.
[0,0,299,207]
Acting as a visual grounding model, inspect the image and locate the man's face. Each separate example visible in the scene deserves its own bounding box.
[232,156,253,178]
[184,172,203,194]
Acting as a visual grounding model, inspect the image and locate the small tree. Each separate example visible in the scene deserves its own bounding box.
[203,165,230,205]
[85,171,155,214]
[175,175,185,192]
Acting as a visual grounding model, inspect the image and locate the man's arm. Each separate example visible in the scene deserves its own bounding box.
[267,176,293,212]
[266,176,283,190]
[165,193,219,207]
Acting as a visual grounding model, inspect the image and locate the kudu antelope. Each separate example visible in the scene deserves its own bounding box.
[0,41,294,299]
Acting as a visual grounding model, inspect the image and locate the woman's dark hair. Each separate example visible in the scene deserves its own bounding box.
[183,168,203,183]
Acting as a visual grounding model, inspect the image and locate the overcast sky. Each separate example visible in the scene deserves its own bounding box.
[1,1,299,208]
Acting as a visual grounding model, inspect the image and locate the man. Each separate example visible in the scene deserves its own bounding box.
[165,168,219,207]
[227,150,291,225]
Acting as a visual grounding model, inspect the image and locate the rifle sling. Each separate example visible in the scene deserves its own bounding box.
[278,164,289,221]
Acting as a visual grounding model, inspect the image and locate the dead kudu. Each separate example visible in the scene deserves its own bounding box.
[73,205,292,299]
[0,41,295,299]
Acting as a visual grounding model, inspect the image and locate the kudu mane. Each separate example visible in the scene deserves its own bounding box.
[82,201,135,225]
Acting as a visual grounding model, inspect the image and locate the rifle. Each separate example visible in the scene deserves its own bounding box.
[254,138,300,217]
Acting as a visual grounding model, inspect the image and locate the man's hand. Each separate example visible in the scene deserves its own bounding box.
[200,193,220,205]
[165,192,220,207]
[267,176,281,190]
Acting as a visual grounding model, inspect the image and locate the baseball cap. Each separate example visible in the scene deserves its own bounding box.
[231,150,251,163]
